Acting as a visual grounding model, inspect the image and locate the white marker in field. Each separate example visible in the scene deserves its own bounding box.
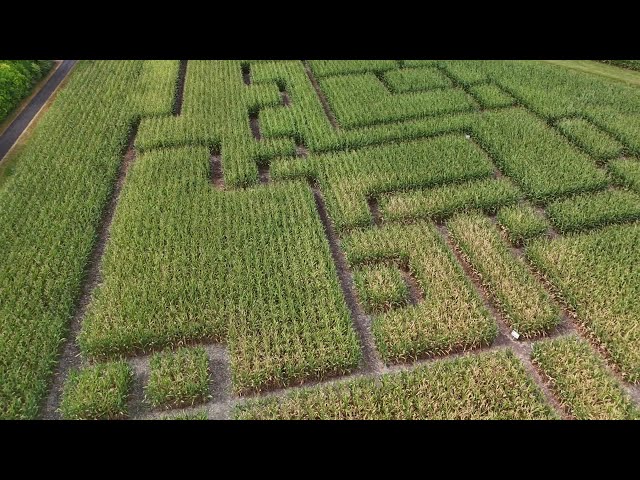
[511,330,520,340]
[465,134,471,140]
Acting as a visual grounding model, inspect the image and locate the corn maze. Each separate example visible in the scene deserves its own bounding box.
[1,60,639,420]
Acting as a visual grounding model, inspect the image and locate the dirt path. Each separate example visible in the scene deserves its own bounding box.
[0,60,77,162]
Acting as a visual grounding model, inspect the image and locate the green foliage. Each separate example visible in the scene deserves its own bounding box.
[308,60,398,77]
[547,189,640,234]
[468,83,515,109]
[380,177,521,223]
[78,146,361,394]
[59,361,132,420]
[4,59,640,419]
[0,60,167,419]
[609,157,640,193]
[145,347,210,409]
[0,60,53,121]
[383,67,451,93]
[556,118,623,160]
[527,223,640,383]
[473,109,608,202]
[497,204,550,245]
[448,212,560,337]
[235,349,556,419]
[319,73,475,128]
[313,134,495,231]
[532,336,639,419]
[353,263,409,314]
[343,222,496,363]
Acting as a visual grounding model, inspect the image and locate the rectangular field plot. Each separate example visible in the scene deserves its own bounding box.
[342,222,497,363]
[497,204,550,245]
[527,223,640,383]
[0,60,170,419]
[555,118,623,160]
[309,60,398,77]
[235,350,556,419]
[469,83,516,109]
[353,263,410,314]
[610,158,640,193]
[383,67,452,93]
[145,346,211,409]
[60,361,132,420]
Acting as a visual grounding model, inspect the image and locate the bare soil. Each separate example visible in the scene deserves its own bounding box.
[242,63,251,86]
[296,143,309,158]
[258,164,270,185]
[281,91,291,107]
[210,149,225,189]
[398,265,424,306]
[250,114,261,141]
[303,61,340,129]
[172,60,188,116]
[367,196,382,227]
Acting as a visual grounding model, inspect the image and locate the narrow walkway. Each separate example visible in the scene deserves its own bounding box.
[0,60,77,161]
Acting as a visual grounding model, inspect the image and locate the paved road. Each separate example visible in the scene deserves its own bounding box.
[0,60,77,161]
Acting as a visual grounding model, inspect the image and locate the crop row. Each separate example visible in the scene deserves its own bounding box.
[546,189,640,234]
[133,61,639,198]
[60,345,211,419]
[0,60,178,419]
[532,336,638,419]
[497,204,550,245]
[136,61,295,187]
[237,335,638,420]
[308,60,399,78]
[302,134,496,231]
[472,109,608,202]
[610,157,640,193]
[379,177,522,223]
[458,60,640,155]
